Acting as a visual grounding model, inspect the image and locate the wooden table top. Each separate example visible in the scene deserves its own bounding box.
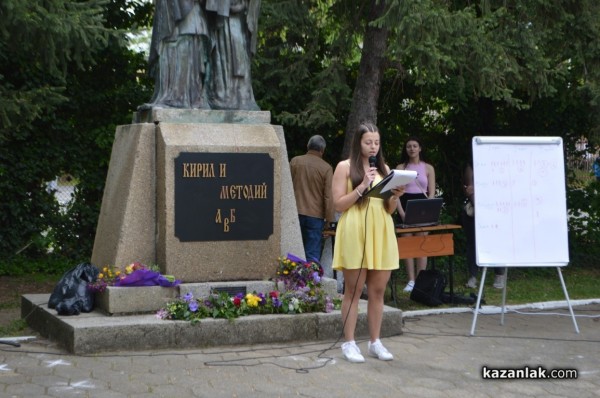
[395,224,462,234]
[323,224,462,236]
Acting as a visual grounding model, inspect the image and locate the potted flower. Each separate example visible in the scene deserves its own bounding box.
[157,254,341,323]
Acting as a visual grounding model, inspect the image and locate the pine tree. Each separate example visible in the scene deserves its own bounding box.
[0,0,111,258]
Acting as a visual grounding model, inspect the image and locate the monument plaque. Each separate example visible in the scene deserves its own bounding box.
[175,152,274,242]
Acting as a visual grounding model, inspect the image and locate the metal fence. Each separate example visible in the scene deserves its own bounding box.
[47,175,76,210]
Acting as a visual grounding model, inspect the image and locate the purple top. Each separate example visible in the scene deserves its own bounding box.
[403,162,428,194]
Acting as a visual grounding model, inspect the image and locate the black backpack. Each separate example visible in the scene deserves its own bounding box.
[410,269,447,307]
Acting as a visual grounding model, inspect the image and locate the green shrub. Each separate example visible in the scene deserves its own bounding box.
[0,255,72,277]
[566,181,600,267]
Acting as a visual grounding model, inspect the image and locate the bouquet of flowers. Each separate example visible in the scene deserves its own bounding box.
[275,253,324,290]
[88,262,180,293]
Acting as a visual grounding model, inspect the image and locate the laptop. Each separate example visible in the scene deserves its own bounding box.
[397,198,444,228]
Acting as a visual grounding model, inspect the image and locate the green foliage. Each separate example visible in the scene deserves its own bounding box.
[374,1,600,268]
[382,0,600,108]
[0,0,110,259]
[0,255,72,277]
[254,0,359,162]
[0,0,111,130]
[0,0,153,262]
[1,0,599,274]
[566,182,600,265]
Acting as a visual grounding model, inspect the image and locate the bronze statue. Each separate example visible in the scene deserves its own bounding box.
[205,0,260,110]
[145,0,210,109]
[141,0,260,111]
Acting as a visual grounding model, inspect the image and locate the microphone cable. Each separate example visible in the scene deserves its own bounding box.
[204,170,377,373]
[399,170,427,221]
[268,183,372,373]
[193,171,375,373]
[414,173,429,198]
[335,176,373,350]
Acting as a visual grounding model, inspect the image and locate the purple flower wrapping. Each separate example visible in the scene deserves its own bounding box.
[113,269,181,287]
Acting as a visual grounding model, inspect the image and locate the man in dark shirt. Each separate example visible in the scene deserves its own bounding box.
[290,135,335,262]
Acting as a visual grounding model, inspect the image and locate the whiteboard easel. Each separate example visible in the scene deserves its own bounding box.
[469,136,579,335]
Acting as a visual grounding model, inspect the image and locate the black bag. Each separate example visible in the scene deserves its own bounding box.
[410,269,447,307]
[48,262,99,315]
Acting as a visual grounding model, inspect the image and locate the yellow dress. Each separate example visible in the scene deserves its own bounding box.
[332,175,399,271]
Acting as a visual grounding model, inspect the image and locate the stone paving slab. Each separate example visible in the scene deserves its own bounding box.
[3,301,599,397]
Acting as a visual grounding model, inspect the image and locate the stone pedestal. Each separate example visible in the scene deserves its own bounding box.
[91,110,304,282]
[94,286,179,315]
[90,124,157,269]
[22,293,403,354]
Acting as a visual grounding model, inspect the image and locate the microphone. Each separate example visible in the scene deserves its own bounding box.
[368,156,377,188]
[369,156,377,168]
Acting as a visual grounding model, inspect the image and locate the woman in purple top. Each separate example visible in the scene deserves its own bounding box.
[395,136,436,293]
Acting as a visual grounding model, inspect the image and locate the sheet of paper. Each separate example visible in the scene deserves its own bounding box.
[380,169,417,193]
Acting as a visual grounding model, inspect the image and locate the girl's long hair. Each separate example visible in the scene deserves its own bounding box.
[348,123,387,205]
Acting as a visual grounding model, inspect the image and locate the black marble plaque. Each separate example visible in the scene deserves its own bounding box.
[174,152,274,241]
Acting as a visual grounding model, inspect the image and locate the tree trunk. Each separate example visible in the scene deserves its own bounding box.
[341,0,389,160]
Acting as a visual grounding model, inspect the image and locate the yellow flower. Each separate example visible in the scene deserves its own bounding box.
[245,293,260,307]
[98,273,104,279]
[125,264,134,274]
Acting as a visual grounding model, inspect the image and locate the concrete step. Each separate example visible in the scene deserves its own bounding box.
[22,294,403,354]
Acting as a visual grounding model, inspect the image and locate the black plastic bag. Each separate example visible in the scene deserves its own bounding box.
[48,262,99,315]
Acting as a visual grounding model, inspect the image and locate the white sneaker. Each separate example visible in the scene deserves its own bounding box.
[403,280,415,293]
[493,275,505,289]
[341,341,365,363]
[368,339,394,361]
[465,276,477,289]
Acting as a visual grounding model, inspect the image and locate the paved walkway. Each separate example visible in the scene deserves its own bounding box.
[1,302,599,398]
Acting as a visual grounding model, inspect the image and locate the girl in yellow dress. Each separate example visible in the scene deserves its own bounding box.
[332,123,405,363]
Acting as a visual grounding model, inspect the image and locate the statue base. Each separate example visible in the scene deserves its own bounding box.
[133,107,272,125]
[91,109,304,282]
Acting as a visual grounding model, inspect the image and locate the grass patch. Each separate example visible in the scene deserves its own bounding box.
[0,274,60,310]
[0,319,28,337]
[387,265,600,311]
[0,274,60,337]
